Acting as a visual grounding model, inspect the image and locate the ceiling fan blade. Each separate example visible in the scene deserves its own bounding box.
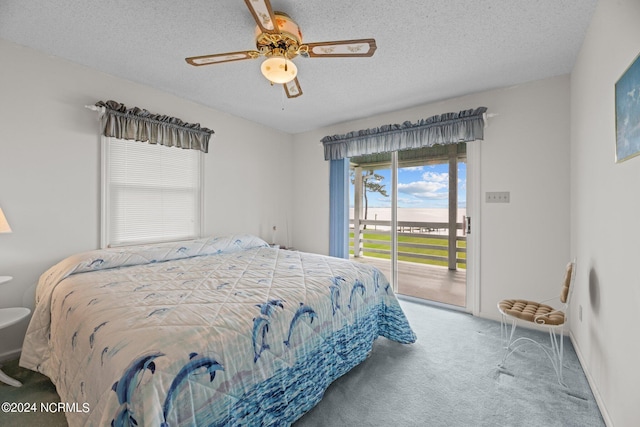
[244,0,279,34]
[185,51,259,66]
[284,78,303,98]
[304,38,377,58]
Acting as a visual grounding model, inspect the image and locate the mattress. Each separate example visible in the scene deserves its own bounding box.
[20,234,416,426]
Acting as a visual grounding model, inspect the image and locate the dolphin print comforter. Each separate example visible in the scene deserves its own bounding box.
[20,234,416,426]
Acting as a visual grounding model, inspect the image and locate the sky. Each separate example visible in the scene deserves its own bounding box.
[350,162,466,209]
[615,54,640,161]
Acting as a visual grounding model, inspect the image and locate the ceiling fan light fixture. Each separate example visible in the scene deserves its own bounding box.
[261,57,297,84]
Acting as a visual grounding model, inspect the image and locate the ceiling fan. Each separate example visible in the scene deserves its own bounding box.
[185,0,377,98]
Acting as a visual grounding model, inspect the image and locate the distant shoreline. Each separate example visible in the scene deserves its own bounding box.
[350,207,467,223]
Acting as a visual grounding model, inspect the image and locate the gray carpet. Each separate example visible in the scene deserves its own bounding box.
[0,359,66,426]
[0,300,604,426]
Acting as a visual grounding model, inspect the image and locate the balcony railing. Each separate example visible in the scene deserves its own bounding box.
[349,219,466,269]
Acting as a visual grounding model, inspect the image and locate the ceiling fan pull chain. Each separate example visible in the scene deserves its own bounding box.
[281,87,286,111]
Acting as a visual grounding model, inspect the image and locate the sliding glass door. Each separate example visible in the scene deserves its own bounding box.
[350,144,467,307]
[350,155,394,285]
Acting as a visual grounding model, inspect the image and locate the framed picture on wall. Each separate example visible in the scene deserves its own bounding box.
[615,51,640,163]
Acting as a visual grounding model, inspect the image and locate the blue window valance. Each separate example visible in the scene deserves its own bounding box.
[321,107,487,161]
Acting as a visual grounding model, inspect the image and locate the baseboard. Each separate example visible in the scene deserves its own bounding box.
[397,294,470,314]
[0,348,21,363]
[569,331,613,426]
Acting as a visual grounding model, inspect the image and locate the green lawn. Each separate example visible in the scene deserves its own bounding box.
[349,231,466,269]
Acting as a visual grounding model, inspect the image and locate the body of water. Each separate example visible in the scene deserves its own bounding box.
[350,207,467,223]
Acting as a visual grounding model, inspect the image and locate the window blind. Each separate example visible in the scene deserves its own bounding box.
[103,138,202,247]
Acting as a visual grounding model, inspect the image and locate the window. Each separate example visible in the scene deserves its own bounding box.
[102,137,203,247]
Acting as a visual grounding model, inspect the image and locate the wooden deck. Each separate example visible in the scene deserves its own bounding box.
[351,256,466,307]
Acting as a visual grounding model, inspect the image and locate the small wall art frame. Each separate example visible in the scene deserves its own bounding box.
[615,51,640,163]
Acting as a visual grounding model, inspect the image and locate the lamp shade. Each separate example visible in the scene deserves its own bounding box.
[261,57,297,84]
[0,208,12,233]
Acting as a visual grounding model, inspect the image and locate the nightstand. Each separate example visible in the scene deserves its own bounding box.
[0,276,31,387]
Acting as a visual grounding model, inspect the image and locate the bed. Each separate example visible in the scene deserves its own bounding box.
[20,234,416,426]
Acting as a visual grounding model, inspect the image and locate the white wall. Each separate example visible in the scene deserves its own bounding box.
[0,39,293,359]
[570,0,640,425]
[292,75,571,320]
[7,14,634,420]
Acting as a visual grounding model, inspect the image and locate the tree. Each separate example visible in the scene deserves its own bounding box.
[352,169,389,229]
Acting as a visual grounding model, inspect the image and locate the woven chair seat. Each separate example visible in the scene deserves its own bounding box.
[497,261,575,386]
[498,299,565,326]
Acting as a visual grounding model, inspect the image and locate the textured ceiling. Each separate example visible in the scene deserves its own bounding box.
[0,0,598,134]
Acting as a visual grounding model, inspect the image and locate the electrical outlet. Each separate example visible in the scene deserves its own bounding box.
[486,191,510,203]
